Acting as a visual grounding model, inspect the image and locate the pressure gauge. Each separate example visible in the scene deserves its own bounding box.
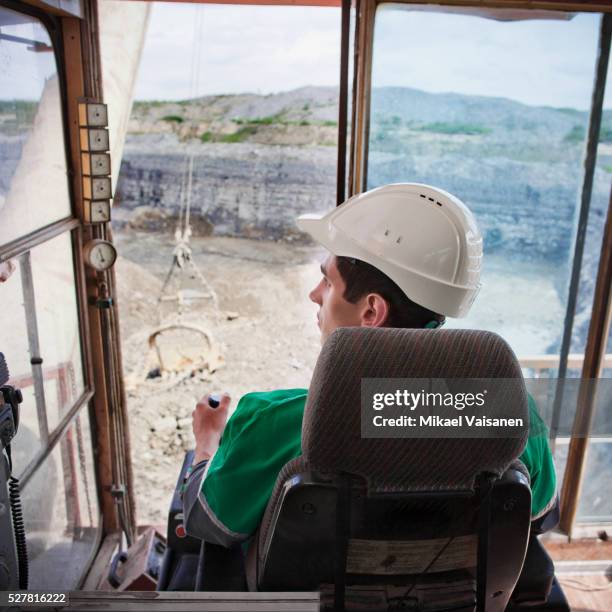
[83,239,117,271]
[84,199,111,224]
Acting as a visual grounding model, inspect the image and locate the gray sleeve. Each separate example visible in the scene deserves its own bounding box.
[182,459,249,547]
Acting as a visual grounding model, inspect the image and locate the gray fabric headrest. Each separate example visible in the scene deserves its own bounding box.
[302,328,529,492]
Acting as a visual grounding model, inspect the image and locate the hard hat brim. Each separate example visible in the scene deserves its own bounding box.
[296,214,328,246]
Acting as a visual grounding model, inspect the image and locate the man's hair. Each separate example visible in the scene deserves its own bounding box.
[336,256,445,329]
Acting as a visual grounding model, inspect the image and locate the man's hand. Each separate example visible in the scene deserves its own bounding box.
[192,392,231,464]
[0,260,15,283]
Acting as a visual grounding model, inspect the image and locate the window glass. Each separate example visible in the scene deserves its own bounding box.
[30,232,85,432]
[368,7,603,364]
[0,6,71,247]
[21,412,100,590]
[2,231,85,476]
[105,1,340,526]
[2,260,42,466]
[574,326,612,521]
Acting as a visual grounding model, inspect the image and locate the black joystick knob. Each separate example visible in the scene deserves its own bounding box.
[208,394,221,409]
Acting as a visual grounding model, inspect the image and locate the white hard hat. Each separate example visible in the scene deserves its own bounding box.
[297,183,482,318]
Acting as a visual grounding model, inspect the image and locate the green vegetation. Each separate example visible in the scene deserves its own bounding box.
[322,120,337,127]
[600,126,612,143]
[232,113,283,126]
[299,120,310,126]
[249,116,278,125]
[553,107,583,117]
[564,123,612,144]
[220,125,258,143]
[602,165,612,174]
[0,100,38,130]
[162,115,184,123]
[564,125,585,143]
[200,131,213,143]
[418,122,491,136]
[133,100,170,109]
[302,103,310,112]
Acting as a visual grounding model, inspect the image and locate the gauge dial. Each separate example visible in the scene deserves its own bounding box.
[84,239,117,271]
[85,199,111,224]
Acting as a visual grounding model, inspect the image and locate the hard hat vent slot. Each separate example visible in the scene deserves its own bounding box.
[396,237,402,244]
[420,192,444,207]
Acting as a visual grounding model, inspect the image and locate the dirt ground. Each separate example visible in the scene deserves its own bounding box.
[112,229,326,525]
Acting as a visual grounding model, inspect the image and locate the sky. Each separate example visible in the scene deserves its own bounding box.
[0,2,609,110]
[132,3,610,111]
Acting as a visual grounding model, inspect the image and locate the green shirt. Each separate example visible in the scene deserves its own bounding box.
[201,388,557,540]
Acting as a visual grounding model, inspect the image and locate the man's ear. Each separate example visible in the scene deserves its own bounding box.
[360,293,390,328]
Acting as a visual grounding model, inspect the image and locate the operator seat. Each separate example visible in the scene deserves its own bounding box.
[246,327,533,611]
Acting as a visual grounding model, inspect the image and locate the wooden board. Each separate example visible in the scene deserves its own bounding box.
[68,592,320,611]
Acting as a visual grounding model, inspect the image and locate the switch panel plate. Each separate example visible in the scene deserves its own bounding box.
[78,102,108,127]
[80,128,109,152]
[83,176,112,200]
[82,152,111,176]
[84,199,111,224]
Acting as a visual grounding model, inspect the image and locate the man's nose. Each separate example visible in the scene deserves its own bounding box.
[309,282,322,304]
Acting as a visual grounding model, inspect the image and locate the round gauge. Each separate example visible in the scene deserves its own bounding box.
[83,239,117,271]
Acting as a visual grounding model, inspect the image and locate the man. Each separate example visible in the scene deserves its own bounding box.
[183,183,557,547]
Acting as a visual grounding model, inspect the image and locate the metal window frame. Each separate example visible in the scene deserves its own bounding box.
[348,0,612,534]
[0,0,103,581]
[0,2,95,446]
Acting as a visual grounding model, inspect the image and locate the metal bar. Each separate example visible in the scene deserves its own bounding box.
[18,252,49,445]
[126,0,612,12]
[518,354,612,370]
[358,0,376,192]
[347,0,361,198]
[19,389,94,489]
[336,0,351,205]
[105,224,137,541]
[351,0,376,194]
[549,13,611,450]
[0,33,52,50]
[0,217,79,263]
[560,185,612,535]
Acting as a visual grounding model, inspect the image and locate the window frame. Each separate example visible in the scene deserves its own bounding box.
[348,0,612,535]
[0,0,102,585]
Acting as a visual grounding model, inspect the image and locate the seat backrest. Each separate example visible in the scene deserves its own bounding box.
[249,328,531,610]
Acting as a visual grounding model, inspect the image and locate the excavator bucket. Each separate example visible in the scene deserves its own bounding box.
[146,323,223,377]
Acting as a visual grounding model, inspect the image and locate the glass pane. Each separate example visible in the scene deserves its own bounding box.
[574,327,612,521]
[30,232,85,432]
[1,260,43,465]
[107,1,340,526]
[367,7,602,362]
[1,231,85,476]
[21,411,100,590]
[0,6,71,247]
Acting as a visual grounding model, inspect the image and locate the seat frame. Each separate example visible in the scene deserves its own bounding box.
[248,466,532,612]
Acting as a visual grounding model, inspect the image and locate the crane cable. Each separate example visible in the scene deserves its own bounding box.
[157,3,219,323]
[177,5,203,246]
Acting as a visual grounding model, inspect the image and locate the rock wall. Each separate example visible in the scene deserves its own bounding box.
[115,135,335,240]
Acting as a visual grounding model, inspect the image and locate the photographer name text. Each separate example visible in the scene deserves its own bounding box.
[370,389,524,429]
